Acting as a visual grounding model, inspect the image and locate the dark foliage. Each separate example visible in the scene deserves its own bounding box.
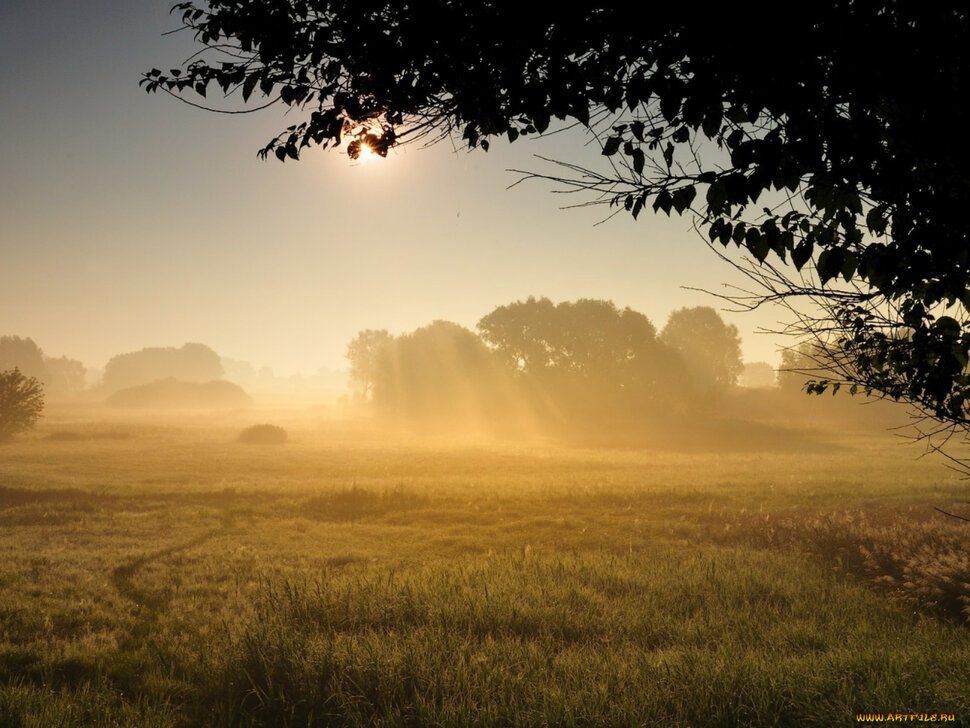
[0,368,44,440]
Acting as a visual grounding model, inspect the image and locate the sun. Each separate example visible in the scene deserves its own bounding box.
[347,135,384,163]
[343,116,392,163]
[357,142,378,161]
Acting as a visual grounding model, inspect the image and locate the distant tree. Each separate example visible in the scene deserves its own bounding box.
[0,336,47,381]
[221,357,259,388]
[346,329,393,402]
[778,343,832,396]
[660,307,742,396]
[370,321,515,422]
[43,356,87,398]
[478,297,689,417]
[476,297,560,374]
[739,361,777,389]
[102,343,224,393]
[0,368,44,440]
[0,336,87,398]
[479,297,660,375]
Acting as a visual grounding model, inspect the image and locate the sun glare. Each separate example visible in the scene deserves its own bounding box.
[357,142,377,162]
[343,116,391,164]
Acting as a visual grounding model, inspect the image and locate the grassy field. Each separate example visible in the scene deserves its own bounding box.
[2,405,970,727]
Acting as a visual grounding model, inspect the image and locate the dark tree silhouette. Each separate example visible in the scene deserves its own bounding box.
[478,297,690,417]
[660,307,743,396]
[145,3,970,431]
[0,368,44,441]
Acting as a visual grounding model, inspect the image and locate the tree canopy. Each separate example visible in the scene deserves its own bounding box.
[101,343,224,393]
[0,336,46,382]
[0,368,44,441]
[351,320,519,424]
[146,2,970,432]
[660,307,743,396]
[477,297,689,416]
[343,299,744,428]
[0,336,87,398]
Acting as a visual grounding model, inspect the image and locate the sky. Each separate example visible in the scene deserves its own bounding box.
[0,1,792,377]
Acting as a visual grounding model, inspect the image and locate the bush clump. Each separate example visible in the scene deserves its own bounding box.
[106,378,252,410]
[237,424,287,445]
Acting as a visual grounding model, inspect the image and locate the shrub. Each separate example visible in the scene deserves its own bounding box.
[105,378,252,409]
[0,368,44,441]
[237,424,287,444]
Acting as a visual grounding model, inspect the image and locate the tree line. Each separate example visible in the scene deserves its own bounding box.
[346,299,743,427]
[0,336,86,399]
[0,337,229,398]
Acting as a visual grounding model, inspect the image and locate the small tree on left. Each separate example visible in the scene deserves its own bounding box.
[0,368,44,441]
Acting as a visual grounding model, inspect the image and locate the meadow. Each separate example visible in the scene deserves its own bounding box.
[2,403,970,727]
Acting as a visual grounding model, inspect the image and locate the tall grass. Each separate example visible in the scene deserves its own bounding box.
[198,549,970,727]
[2,410,970,726]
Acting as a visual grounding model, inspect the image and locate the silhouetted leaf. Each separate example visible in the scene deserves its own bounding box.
[672,186,696,214]
[662,142,674,168]
[242,74,258,102]
[817,248,844,284]
[792,240,813,270]
[706,181,727,213]
[631,148,645,175]
[660,94,680,122]
[602,136,621,156]
[841,251,857,281]
[746,228,769,262]
[632,195,644,219]
[701,108,722,138]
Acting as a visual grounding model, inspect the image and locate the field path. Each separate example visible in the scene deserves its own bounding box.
[111,527,225,613]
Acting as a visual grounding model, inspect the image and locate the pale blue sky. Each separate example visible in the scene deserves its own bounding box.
[0,1,790,375]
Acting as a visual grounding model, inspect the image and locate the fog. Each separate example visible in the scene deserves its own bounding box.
[1,295,911,450]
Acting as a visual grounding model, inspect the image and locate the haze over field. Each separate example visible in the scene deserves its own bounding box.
[4,3,970,727]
